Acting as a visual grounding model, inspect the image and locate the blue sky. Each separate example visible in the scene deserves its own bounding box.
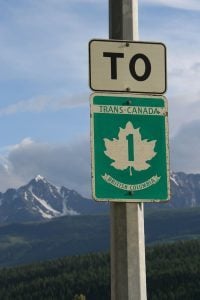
[0,0,200,196]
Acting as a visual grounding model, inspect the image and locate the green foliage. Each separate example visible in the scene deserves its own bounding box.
[0,252,110,300]
[146,240,200,299]
[0,240,200,299]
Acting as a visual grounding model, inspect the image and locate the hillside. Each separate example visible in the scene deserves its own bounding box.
[0,240,200,299]
[0,207,200,267]
[145,207,200,243]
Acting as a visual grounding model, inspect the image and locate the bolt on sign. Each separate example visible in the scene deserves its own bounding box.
[89,39,167,94]
[90,93,170,202]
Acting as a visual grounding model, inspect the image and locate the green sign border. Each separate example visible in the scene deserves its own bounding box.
[90,92,170,203]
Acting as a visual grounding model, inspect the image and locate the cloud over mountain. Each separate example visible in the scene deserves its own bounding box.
[0,137,91,197]
[171,120,200,174]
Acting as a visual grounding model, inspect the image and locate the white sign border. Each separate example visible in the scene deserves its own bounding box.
[89,39,167,94]
[90,92,170,203]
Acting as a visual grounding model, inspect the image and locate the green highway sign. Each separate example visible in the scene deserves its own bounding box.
[90,93,170,202]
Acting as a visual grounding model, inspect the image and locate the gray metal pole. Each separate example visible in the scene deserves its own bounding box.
[109,1,147,299]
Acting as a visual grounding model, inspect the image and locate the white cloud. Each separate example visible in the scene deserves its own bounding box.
[142,0,200,11]
[0,97,51,115]
[170,120,200,173]
[0,93,89,116]
[1,116,200,196]
[0,137,91,197]
[139,5,200,136]
[168,95,200,136]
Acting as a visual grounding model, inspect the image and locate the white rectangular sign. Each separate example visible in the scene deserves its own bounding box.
[89,39,167,94]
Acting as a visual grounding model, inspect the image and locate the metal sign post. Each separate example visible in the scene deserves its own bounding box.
[109,0,147,299]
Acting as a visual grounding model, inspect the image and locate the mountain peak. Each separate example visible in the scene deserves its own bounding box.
[34,175,46,182]
[1,171,200,224]
[0,175,84,224]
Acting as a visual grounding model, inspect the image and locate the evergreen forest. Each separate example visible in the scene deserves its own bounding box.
[0,239,200,299]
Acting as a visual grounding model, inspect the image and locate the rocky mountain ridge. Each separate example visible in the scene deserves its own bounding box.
[0,175,106,224]
[0,172,200,223]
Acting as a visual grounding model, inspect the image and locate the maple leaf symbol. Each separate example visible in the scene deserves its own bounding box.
[104,121,157,176]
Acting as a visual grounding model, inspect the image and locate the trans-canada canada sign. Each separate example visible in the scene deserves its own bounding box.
[90,93,170,202]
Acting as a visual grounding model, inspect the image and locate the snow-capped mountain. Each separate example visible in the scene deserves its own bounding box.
[169,171,200,208]
[0,175,106,224]
[1,172,200,224]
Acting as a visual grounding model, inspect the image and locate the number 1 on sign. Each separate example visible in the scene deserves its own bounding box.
[126,134,134,161]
